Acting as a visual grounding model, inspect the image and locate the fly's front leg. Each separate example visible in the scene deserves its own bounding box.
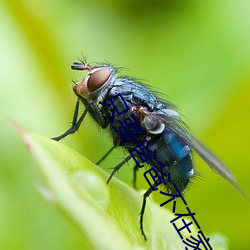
[88,100,108,129]
[52,99,89,141]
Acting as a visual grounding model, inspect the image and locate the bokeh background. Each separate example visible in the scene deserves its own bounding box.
[1,0,250,249]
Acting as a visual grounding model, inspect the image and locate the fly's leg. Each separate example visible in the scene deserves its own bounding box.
[133,164,139,189]
[52,99,108,141]
[52,100,89,141]
[140,186,155,240]
[88,100,108,129]
[96,146,116,165]
[107,154,132,184]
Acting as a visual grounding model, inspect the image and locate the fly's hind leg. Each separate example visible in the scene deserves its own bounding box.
[133,164,139,189]
[140,185,155,240]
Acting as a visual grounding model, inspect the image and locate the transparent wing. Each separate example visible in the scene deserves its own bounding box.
[150,110,247,198]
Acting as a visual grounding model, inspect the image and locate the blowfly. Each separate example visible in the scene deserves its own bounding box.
[52,60,246,239]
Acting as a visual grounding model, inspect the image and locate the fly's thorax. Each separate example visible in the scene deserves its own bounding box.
[73,64,117,102]
[141,116,165,134]
[138,108,180,135]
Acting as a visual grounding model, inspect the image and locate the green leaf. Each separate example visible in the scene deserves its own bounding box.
[18,128,226,250]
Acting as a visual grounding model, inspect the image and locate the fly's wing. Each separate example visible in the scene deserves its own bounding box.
[152,109,248,198]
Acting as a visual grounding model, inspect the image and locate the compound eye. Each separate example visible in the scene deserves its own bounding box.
[87,68,111,92]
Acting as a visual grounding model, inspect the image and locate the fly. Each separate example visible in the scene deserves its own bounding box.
[52,60,247,240]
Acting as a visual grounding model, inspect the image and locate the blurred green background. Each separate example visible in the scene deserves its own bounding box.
[1,0,250,249]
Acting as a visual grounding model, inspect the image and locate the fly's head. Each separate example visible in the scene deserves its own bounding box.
[72,61,116,101]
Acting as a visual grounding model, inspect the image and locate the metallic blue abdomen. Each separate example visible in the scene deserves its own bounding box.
[150,128,193,193]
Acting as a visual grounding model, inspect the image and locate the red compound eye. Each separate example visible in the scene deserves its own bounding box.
[87,68,111,92]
